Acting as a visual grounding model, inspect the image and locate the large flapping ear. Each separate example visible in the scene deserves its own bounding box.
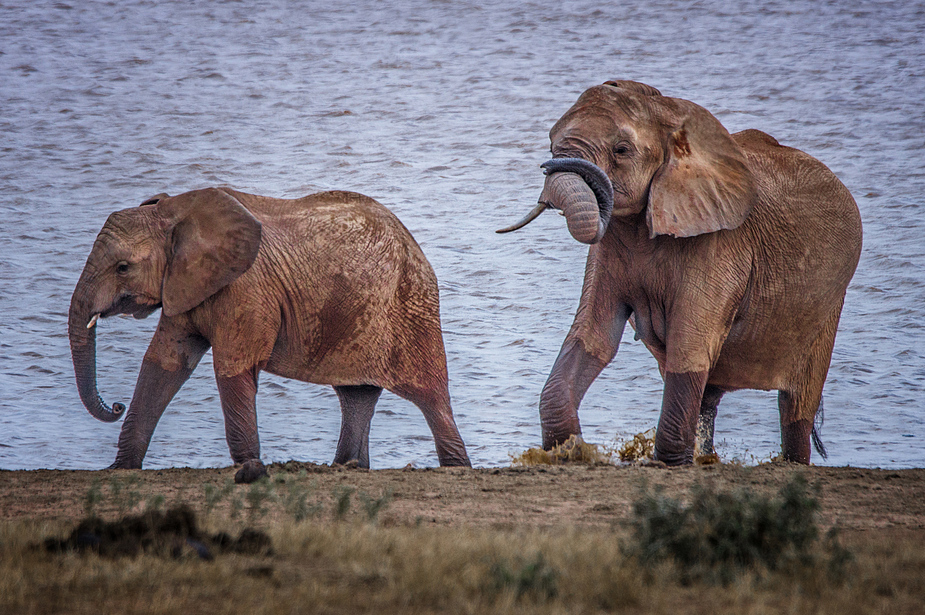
[647,104,757,238]
[159,188,262,317]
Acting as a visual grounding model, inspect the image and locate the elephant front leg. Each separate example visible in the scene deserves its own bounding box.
[540,303,630,449]
[333,385,383,468]
[215,367,267,483]
[654,370,709,465]
[539,339,607,448]
[113,329,208,469]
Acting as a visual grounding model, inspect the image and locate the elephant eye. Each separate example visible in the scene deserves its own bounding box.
[116,261,130,275]
[614,144,631,156]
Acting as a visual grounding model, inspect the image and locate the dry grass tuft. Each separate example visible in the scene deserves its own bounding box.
[512,429,720,466]
[511,434,613,466]
[617,428,657,462]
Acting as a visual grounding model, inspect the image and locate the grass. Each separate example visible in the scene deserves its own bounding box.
[511,434,615,466]
[510,429,661,467]
[3,470,924,614]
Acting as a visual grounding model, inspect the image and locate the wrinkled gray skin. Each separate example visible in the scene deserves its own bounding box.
[69,188,470,482]
[500,80,862,465]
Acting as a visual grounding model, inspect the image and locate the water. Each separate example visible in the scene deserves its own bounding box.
[2,0,923,470]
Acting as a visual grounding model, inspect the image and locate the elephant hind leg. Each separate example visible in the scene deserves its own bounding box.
[779,302,843,464]
[391,382,470,467]
[333,385,383,468]
[697,385,725,456]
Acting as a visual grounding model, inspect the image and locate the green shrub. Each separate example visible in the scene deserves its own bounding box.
[488,552,558,600]
[626,475,847,584]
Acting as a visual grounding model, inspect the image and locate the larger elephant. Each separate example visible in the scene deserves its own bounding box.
[69,188,470,482]
[499,80,862,465]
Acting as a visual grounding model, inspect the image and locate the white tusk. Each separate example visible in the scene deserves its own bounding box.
[87,314,100,329]
[495,202,551,234]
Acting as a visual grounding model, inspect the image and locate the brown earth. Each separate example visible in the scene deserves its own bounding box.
[4,461,925,615]
[2,461,924,532]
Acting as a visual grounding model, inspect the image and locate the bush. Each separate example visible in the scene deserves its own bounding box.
[626,475,847,584]
[488,552,558,601]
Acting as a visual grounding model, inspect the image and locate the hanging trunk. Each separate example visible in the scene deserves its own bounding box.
[68,285,125,422]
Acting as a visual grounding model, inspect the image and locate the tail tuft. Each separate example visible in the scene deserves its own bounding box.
[811,396,828,459]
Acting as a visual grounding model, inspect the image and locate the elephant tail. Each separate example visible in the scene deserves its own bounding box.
[811,396,828,460]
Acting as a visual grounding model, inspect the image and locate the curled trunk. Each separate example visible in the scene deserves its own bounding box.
[495,157,614,244]
[539,158,614,244]
[68,289,125,422]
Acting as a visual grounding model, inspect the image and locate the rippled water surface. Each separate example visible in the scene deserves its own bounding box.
[2,0,923,470]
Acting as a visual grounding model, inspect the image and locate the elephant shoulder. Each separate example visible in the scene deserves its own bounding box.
[731,129,781,150]
[308,190,383,210]
[305,191,410,231]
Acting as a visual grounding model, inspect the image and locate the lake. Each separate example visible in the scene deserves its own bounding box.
[1,0,923,470]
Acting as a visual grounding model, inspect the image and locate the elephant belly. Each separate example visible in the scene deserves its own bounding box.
[264,323,392,389]
[707,319,823,392]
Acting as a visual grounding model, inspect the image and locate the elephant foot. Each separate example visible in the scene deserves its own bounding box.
[234,459,269,484]
[439,457,472,468]
[107,459,142,470]
[652,443,694,466]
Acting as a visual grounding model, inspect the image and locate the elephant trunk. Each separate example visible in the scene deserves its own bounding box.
[539,158,614,244]
[68,282,125,423]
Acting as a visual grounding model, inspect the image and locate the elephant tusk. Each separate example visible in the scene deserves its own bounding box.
[496,202,550,234]
[87,313,100,329]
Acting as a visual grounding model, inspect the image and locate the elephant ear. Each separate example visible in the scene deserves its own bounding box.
[159,188,262,317]
[647,105,757,238]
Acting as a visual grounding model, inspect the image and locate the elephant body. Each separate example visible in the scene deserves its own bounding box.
[501,81,862,465]
[69,188,470,480]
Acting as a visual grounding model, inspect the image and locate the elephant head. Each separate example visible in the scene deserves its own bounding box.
[498,80,758,241]
[68,188,262,422]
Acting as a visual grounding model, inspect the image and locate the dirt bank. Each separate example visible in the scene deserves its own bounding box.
[4,462,925,615]
[3,461,924,532]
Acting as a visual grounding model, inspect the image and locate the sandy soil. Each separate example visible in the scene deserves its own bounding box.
[3,461,924,533]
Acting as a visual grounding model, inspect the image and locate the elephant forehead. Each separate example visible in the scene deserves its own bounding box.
[104,208,163,236]
[551,90,659,144]
[97,210,162,255]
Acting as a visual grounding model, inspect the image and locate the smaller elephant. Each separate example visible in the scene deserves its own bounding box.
[499,80,862,465]
[69,188,470,482]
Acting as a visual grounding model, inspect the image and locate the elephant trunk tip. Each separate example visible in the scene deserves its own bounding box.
[87,398,126,423]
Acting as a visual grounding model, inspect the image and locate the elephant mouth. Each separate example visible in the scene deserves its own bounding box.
[88,296,162,328]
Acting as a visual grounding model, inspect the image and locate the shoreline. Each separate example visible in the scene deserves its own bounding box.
[3,462,924,531]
